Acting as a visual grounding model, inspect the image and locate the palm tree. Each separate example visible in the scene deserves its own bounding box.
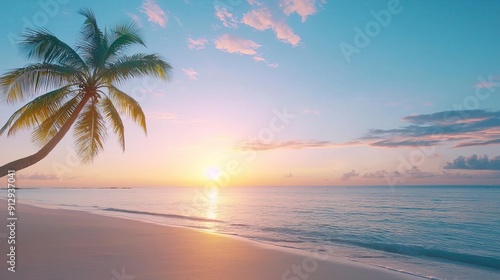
[0,8,171,178]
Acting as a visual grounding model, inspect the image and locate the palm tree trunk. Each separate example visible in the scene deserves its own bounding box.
[0,94,91,178]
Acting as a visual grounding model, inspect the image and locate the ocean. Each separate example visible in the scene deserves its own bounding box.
[5,185,500,280]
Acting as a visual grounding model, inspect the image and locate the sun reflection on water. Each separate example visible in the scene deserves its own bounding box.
[203,188,219,232]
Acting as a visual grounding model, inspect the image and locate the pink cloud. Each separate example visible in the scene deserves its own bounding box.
[253,56,279,68]
[238,140,353,151]
[341,170,359,181]
[274,21,301,46]
[182,68,199,80]
[280,0,323,22]
[239,110,500,152]
[17,173,59,180]
[253,56,265,62]
[213,35,276,68]
[141,0,167,28]
[187,37,208,50]
[242,8,301,46]
[214,34,261,55]
[215,6,238,28]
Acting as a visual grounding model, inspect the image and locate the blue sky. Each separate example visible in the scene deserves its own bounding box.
[0,0,499,187]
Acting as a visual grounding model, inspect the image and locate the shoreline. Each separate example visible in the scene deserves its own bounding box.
[3,198,434,278]
[0,200,425,280]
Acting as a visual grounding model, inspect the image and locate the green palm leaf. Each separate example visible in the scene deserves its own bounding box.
[0,63,81,103]
[101,53,171,83]
[19,29,87,68]
[32,93,84,146]
[100,95,125,151]
[102,22,146,64]
[77,8,107,68]
[74,100,107,163]
[0,85,77,137]
[107,85,147,135]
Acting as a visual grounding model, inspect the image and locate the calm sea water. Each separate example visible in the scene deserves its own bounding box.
[5,186,500,280]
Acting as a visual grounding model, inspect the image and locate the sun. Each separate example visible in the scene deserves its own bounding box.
[205,166,222,181]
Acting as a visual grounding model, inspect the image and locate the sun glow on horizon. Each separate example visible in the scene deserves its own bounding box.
[205,166,222,181]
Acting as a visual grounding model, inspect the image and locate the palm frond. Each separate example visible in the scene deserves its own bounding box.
[0,85,77,137]
[101,53,171,84]
[19,29,87,68]
[73,100,107,163]
[100,95,125,151]
[107,85,147,135]
[31,93,83,146]
[102,22,146,64]
[77,8,107,67]
[0,63,81,103]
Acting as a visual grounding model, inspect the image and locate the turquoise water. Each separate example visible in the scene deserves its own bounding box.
[6,185,500,280]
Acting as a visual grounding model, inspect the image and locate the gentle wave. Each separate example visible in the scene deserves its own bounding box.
[101,208,224,223]
[229,223,250,227]
[362,263,442,280]
[329,238,500,270]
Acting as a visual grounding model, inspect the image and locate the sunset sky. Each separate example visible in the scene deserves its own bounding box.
[1,0,499,188]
